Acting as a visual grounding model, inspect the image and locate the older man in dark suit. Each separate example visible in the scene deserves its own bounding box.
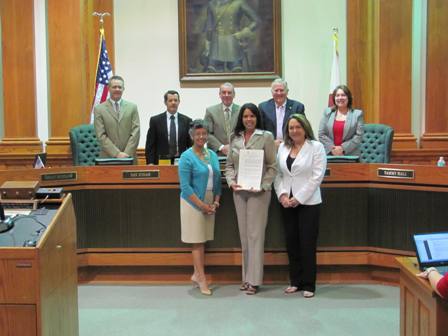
[145,90,192,164]
[259,78,305,146]
[94,75,140,163]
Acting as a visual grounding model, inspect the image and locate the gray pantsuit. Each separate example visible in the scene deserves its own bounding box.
[233,190,271,286]
[225,129,277,286]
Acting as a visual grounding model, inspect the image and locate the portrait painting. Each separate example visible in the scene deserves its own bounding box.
[178,0,282,82]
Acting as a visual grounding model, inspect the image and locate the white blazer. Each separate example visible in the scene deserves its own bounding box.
[274,140,327,205]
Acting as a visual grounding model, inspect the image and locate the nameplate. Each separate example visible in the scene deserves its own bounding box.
[325,168,331,177]
[377,168,415,179]
[41,172,77,181]
[122,170,160,179]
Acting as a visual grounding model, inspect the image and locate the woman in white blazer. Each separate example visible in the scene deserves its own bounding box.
[274,114,326,298]
[318,85,364,156]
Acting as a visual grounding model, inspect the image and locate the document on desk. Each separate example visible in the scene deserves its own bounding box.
[5,209,31,216]
[237,149,264,190]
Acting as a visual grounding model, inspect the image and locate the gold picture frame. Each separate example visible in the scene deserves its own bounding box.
[178,0,282,83]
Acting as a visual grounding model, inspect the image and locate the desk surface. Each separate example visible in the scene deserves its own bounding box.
[0,209,56,247]
[0,163,447,189]
[1,164,447,253]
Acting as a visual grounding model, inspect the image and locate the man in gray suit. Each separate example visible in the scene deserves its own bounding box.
[94,75,141,163]
[259,78,305,147]
[204,82,239,156]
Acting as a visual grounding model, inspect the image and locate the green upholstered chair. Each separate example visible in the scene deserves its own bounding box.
[360,123,394,163]
[69,124,100,166]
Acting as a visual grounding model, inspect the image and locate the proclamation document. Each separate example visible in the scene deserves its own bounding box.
[237,149,264,190]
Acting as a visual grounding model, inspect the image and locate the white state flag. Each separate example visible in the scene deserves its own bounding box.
[328,28,341,107]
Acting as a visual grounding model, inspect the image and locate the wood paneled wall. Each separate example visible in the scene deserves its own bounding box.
[46,0,114,158]
[421,0,448,149]
[347,0,375,122]
[348,0,416,149]
[1,0,448,167]
[0,0,114,169]
[46,0,89,156]
[0,0,42,158]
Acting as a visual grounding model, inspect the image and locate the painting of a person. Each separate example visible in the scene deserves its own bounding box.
[204,0,259,72]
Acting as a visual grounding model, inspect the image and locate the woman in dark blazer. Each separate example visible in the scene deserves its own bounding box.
[318,85,364,156]
[274,114,326,298]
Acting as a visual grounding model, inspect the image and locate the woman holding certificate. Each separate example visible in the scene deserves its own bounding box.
[274,114,326,298]
[178,120,222,296]
[225,103,277,295]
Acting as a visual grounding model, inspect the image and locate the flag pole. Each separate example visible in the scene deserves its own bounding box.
[328,27,341,107]
[92,12,110,30]
[90,12,113,123]
[91,12,110,90]
[332,27,339,57]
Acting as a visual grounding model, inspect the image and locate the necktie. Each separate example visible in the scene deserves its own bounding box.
[169,115,177,157]
[114,102,120,117]
[224,107,231,135]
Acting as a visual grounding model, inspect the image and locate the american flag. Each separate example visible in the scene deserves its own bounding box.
[90,28,113,123]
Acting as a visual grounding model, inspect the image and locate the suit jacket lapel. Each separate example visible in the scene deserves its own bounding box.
[118,100,127,122]
[231,104,239,116]
[267,100,277,134]
[178,115,185,145]
[216,104,226,127]
[290,141,311,174]
[161,113,168,145]
[279,145,292,176]
[327,111,335,140]
[283,99,294,128]
[342,109,353,140]
[283,99,293,119]
[107,100,119,121]
[245,130,264,148]
[229,104,239,133]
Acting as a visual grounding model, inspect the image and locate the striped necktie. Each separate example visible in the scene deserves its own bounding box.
[224,107,231,135]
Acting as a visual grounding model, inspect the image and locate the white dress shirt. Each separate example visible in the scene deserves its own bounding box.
[110,98,122,114]
[275,104,285,140]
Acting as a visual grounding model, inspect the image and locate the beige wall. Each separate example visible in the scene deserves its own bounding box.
[0,0,346,146]
[114,0,346,147]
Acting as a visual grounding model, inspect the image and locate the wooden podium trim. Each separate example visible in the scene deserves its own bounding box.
[77,247,412,285]
[77,247,412,268]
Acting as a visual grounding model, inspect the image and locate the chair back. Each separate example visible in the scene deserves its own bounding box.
[69,124,100,166]
[360,123,394,163]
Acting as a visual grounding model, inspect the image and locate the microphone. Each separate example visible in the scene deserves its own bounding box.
[0,203,14,233]
[0,202,5,221]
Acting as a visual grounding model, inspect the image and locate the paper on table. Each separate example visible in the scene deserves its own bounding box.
[5,209,31,216]
[237,149,264,190]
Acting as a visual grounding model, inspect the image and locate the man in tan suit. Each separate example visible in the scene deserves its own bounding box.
[204,82,239,156]
[94,75,140,163]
